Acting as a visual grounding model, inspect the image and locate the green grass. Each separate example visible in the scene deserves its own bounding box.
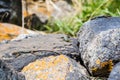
[43,0,120,36]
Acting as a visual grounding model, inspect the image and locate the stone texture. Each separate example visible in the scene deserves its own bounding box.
[0,34,78,60]
[0,59,25,80]
[0,0,22,25]
[9,54,37,71]
[77,17,120,77]
[108,62,120,80]
[0,34,80,71]
[22,55,90,80]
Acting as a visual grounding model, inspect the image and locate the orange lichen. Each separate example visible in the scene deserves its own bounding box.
[100,60,113,71]
[0,23,29,41]
[96,59,101,65]
[92,60,114,72]
[22,55,71,80]
[23,10,29,17]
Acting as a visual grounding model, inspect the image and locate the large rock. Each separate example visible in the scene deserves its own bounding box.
[0,59,25,80]
[0,34,80,70]
[0,34,78,60]
[22,55,90,80]
[108,62,120,80]
[77,17,120,77]
[0,33,90,80]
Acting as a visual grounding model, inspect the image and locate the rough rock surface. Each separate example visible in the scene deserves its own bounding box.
[0,34,78,60]
[108,62,120,80]
[0,34,80,70]
[22,55,89,80]
[0,59,25,80]
[77,17,120,77]
[0,33,90,80]
[0,0,22,25]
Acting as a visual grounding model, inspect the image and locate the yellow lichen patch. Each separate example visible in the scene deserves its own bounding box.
[91,67,98,72]
[22,55,71,80]
[96,59,101,65]
[100,60,113,71]
[92,60,114,72]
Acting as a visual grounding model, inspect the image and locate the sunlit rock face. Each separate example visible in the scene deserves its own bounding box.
[0,0,22,26]
[22,55,90,80]
[77,17,120,77]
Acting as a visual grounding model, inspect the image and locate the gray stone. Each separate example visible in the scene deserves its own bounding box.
[108,62,120,80]
[0,59,25,80]
[66,58,90,80]
[77,17,120,77]
[9,54,37,71]
[0,34,79,69]
[0,34,78,58]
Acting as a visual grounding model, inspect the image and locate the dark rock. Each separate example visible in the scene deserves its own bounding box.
[77,17,120,77]
[10,0,22,26]
[0,0,11,8]
[90,77,107,80]
[9,54,37,71]
[66,57,90,80]
[0,0,22,25]
[108,62,120,80]
[24,14,48,30]
[0,59,25,80]
[22,55,90,80]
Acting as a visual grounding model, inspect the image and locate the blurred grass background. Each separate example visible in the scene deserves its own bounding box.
[44,0,120,36]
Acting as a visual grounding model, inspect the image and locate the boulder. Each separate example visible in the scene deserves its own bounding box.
[0,33,90,80]
[0,34,78,60]
[108,62,120,80]
[77,17,120,77]
[22,55,90,80]
[0,34,80,68]
[0,59,25,80]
